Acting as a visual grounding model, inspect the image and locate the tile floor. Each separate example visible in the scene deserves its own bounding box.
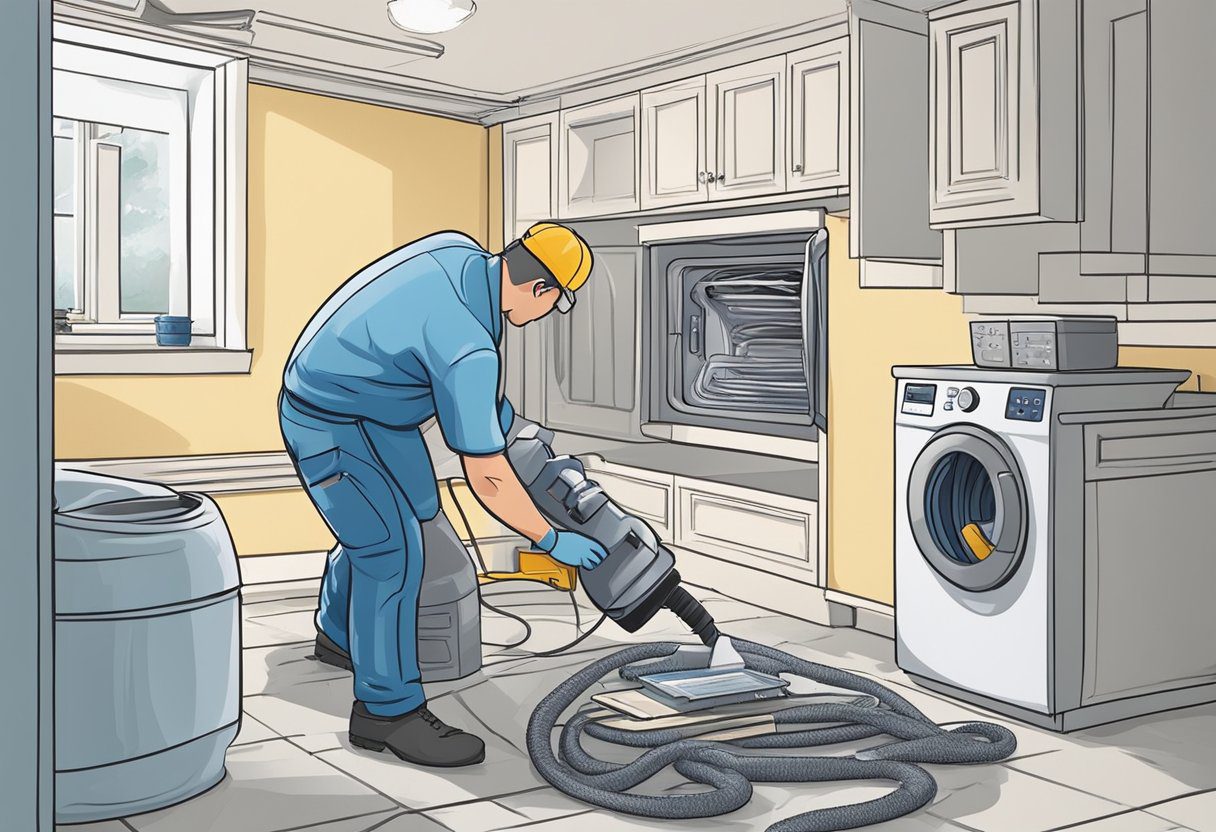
[61,571,1215,832]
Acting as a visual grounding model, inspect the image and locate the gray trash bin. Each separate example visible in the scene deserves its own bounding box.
[53,465,241,823]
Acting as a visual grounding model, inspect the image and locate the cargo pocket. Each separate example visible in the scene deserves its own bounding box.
[298,449,392,550]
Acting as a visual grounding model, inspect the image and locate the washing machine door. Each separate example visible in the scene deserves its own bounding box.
[907,424,1028,592]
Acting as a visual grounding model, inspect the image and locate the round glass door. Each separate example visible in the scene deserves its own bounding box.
[907,425,1028,592]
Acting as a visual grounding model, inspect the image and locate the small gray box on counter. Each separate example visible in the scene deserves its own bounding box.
[970,320,1012,367]
[971,317,1119,371]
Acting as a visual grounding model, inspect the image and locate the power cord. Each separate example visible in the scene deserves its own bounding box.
[442,478,606,657]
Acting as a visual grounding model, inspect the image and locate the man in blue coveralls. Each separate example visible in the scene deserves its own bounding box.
[279,223,606,768]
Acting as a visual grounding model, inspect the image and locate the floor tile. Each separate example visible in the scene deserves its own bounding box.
[243,609,322,644]
[123,739,395,832]
[55,822,129,832]
[926,766,1128,832]
[423,799,532,832]
[243,641,347,698]
[232,714,280,747]
[493,788,593,824]
[1060,809,1199,831]
[370,810,481,831]
[1008,746,1208,807]
[243,676,353,739]
[1145,790,1216,831]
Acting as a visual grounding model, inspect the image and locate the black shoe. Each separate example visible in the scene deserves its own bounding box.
[349,701,486,767]
[313,630,353,671]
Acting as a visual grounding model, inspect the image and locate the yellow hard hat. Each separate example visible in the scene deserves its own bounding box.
[518,222,593,313]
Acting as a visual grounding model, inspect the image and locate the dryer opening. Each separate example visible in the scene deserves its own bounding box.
[924,451,998,565]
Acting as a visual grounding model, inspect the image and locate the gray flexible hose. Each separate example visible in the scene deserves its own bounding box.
[526,636,1016,832]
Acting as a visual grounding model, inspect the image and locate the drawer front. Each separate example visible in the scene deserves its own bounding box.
[581,459,675,540]
[675,477,816,580]
[1084,414,1216,481]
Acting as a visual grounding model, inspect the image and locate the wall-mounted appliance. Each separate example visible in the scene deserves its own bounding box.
[641,211,827,459]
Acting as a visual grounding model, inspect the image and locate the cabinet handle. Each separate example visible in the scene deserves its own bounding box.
[792,163,803,173]
[706,171,715,184]
[697,171,708,184]
[715,172,725,183]
[688,315,701,355]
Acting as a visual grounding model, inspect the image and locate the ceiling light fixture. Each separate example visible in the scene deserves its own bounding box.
[387,0,476,35]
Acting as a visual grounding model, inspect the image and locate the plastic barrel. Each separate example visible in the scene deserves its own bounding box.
[53,466,241,823]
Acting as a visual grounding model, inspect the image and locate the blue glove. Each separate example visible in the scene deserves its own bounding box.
[536,528,607,571]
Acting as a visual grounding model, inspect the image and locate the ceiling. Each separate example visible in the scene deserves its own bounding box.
[58,0,943,120]
[85,0,852,96]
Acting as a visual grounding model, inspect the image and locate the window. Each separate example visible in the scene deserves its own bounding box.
[52,24,249,374]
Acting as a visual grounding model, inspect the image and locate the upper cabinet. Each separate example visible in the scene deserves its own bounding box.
[787,37,849,192]
[505,32,860,225]
[928,0,1080,228]
[502,113,558,240]
[1147,0,1216,298]
[641,78,708,210]
[707,56,787,199]
[559,94,640,218]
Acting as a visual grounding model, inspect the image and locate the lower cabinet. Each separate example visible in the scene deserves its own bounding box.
[675,477,818,584]
[574,460,820,586]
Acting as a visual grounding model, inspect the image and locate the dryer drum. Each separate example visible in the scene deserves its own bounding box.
[906,425,1028,593]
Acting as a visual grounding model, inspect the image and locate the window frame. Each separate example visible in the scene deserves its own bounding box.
[51,23,247,354]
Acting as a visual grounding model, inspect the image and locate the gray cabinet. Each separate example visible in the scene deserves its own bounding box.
[706,56,786,200]
[1147,0,1216,301]
[848,2,941,264]
[787,37,848,192]
[928,0,1079,228]
[559,95,640,218]
[540,246,642,439]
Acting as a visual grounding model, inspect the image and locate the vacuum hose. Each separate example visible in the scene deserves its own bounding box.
[504,419,1017,829]
[526,635,1017,832]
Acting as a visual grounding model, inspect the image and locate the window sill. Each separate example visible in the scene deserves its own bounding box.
[55,346,253,376]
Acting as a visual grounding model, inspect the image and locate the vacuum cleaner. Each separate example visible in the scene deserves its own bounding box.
[504,418,1017,832]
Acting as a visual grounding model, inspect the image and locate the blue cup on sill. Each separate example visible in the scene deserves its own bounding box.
[154,315,193,347]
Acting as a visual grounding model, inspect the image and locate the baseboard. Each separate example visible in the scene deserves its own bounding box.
[61,451,300,494]
[824,589,895,639]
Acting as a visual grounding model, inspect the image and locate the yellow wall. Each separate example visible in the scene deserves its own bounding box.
[55,85,489,555]
[824,216,973,605]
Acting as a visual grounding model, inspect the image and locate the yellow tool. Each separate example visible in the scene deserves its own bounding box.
[478,550,579,592]
[961,523,995,561]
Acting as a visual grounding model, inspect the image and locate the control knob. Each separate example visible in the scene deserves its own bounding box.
[956,387,980,412]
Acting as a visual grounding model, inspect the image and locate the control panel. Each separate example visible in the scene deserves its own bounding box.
[901,383,936,416]
[1006,387,1046,422]
[971,321,1011,367]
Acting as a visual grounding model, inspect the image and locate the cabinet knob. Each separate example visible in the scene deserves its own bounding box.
[697,171,708,184]
[705,171,715,183]
[715,172,725,183]
[792,163,803,173]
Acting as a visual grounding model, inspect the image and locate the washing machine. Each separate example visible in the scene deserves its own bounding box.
[894,365,1216,731]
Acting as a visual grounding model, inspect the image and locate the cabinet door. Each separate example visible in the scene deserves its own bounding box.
[787,38,849,192]
[707,56,786,199]
[929,0,1079,228]
[542,247,641,439]
[640,78,707,210]
[930,2,1022,220]
[502,113,558,241]
[1147,0,1216,299]
[559,95,640,219]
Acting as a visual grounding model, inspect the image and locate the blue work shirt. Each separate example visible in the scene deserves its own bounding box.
[284,231,514,456]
